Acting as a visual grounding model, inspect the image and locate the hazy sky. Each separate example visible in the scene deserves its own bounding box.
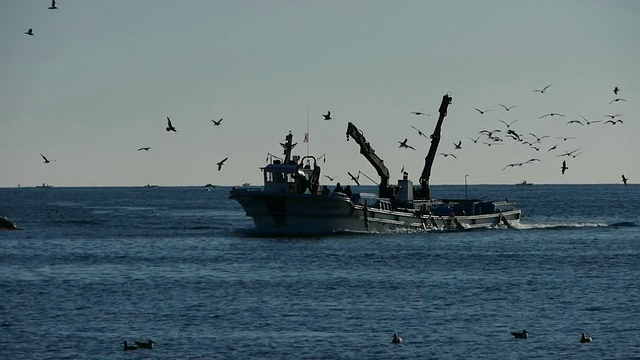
[1,0,638,187]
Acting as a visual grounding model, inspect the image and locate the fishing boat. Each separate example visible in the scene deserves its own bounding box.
[36,183,52,188]
[516,180,533,186]
[230,94,521,235]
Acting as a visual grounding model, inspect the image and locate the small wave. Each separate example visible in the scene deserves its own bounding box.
[514,222,607,230]
[609,221,637,227]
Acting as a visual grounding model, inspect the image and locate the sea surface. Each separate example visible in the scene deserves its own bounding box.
[1,184,639,359]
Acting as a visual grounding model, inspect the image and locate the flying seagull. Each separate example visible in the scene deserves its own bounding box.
[605,119,624,125]
[398,138,416,150]
[613,86,620,95]
[622,174,628,185]
[561,160,568,175]
[211,118,223,126]
[347,171,360,186]
[565,120,584,126]
[166,117,176,132]
[474,108,493,115]
[48,0,57,9]
[324,175,337,181]
[499,119,519,128]
[468,136,480,144]
[40,154,55,163]
[216,157,228,171]
[499,104,518,111]
[453,140,462,150]
[137,147,151,151]
[539,113,565,119]
[580,115,601,125]
[439,152,457,159]
[411,111,430,116]
[323,111,332,120]
[411,125,429,138]
[25,28,34,36]
[609,98,627,104]
[533,84,552,93]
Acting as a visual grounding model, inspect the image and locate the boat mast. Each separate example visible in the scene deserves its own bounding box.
[281,131,297,164]
[419,93,452,199]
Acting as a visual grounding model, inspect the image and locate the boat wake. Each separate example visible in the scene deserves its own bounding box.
[513,221,637,230]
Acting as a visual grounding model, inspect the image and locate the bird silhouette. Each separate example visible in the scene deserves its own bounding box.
[40,154,55,163]
[411,111,430,116]
[211,118,223,126]
[499,104,518,111]
[398,138,416,150]
[580,333,593,343]
[25,28,34,36]
[411,125,429,138]
[324,175,336,181]
[499,119,519,128]
[474,108,493,114]
[565,120,584,126]
[547,145,558,152]
[622,174,628,185]
[605,119,624,125]
[561,160,568,174]
[511,330,528,339]
[137,147,151,151]
[453,140,462,149]
[580,115,600,125]
[528,133,549,142]
[166,117,177,132]
[533,84,552,93]
[323,111,332,120]
[609,98,627,104]
[48,0,57,9]
[439,152,457,159]
[217,157,228,171]
[605,114,623,119]
[613,86,620,95]
[468,136,480,144]
[391,333,403,344]
[539,113,565,119]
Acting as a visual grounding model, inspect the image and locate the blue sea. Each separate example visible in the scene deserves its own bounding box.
[1,184,639,359]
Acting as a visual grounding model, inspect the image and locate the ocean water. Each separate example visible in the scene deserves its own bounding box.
[1,184,639,359]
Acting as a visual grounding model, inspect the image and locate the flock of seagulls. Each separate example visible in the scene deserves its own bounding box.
[398,84,631,184]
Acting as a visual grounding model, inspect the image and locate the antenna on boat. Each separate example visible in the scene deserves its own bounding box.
[465,174,469,200]
[305,101,310,157]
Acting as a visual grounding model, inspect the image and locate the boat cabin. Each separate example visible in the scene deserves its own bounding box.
[262,155,321,194]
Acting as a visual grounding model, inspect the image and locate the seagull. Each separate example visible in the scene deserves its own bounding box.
[400,165,405,175]
[580,115,601,125]
[40,154,55,163]
[609,98,627,104]
[25,28,34,36]
[323,111,332,120]
[137,147,151,151]
[580,333,593,343]
[468,136,480,144]
[347,171,360,186]
[499,119,519,128]
[211,118,223,126]
[613,86,620,95]
[547,144,558,152]
[166,117,176,132]
[565,120,584,126]
[502,162,523,171]
[554,136,576,141]
[439,152,457,159]
[216,157,228,171]
[453,140,462,150]
[528,133,549,142]
[134,340,155,349]
[474,108,493,115]
[533,84,552,93]
[539,113,565,119]
[391,333,403,344]
[411,111,430,116]
[511,330,528,339]
[557,148,582,157]
[605,114,623,119]
[499,104,518,111]
[324,175,336,181]
[526,158,541,163]
[605,119,624,125]
[411,125,429,138]
[398,138,416,150]
[48,0,57,9]
[622,174,628,185]
[561,160,568,174]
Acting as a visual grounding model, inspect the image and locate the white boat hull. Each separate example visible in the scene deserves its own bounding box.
[231,189,521,235]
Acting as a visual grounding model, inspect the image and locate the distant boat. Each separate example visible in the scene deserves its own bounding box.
[242,183,251,187]
[516,180,533,186]
[36,183,52,188]
[144,184,158,188]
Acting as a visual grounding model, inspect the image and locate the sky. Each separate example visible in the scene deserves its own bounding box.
[1,0,638,187]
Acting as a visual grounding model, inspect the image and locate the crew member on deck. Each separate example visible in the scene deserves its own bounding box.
[344,185,352,197]
[333,182,344,194]
[321,185,330,195]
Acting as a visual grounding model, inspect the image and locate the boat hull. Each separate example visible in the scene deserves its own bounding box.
[230,189,521,235]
